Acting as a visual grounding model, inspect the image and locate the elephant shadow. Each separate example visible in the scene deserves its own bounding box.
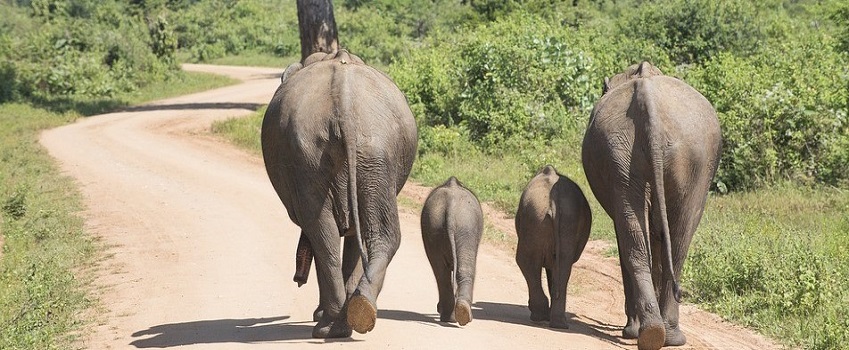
[472,301,629,346]
[377,309,462,329]
[129,316,363,348]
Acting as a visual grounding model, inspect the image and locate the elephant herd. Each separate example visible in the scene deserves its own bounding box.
[260,50,721,350]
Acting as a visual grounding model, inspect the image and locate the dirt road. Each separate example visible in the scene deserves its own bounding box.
[40,64,782,349]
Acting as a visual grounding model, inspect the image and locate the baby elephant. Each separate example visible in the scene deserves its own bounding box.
[515,165,591,329]
[420,176,483,326]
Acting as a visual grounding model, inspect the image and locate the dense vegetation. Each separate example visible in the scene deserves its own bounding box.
[4,0,849,349]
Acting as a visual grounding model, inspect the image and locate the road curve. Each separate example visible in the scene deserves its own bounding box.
[39,64,782,350]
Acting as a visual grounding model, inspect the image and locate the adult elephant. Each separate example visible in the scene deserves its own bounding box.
[261,49,417,338]
[581,62,721,350]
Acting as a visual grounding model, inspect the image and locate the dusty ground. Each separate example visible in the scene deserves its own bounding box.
[39,64,785,349]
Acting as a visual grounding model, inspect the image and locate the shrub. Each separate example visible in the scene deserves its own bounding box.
[684,34,849,190]
[0,1,177,102]
[169,0,300,61]
[393,14,607,149]
[622,0,768,65]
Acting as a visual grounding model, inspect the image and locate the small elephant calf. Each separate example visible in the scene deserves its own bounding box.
[420,176,483,326]
[515,165,591,329]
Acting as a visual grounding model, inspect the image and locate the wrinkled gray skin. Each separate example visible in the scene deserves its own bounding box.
[420,177,483,326]
[581,62,721,350]
[515,165,591,329]
[262,49,417,338]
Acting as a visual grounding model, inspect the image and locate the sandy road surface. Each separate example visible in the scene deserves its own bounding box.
[39,64,783,349]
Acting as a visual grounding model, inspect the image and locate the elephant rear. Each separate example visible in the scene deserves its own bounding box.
[260,50,418,338]
[262,52,417,232]
[420,177,483,326]
[515,165,591,329]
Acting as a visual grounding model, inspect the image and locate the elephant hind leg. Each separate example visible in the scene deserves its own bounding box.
[617,222,639,339]
[517,254,549,322]
[548,262,575,329]
[423,235,456,323]
[615,207,665,347]
[308,209,350,338]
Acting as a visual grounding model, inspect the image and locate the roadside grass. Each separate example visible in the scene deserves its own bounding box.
[213,107,849,349]
[687,186,849,349]
[0,71,237,349]
[211,106,266,154]
[0,104,91,349]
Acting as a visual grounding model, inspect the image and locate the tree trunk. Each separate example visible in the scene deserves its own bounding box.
[296,0,339,63]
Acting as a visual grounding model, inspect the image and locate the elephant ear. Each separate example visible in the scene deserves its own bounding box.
[281,62,303,84]
[303,51,327,66]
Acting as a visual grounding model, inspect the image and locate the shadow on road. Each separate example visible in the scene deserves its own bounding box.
[121,102,266,113]
[473,301,629,347]
[129,316,362,348]
[378,309,460,328]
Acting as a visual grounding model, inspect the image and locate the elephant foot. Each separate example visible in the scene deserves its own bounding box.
[665,326,687,346]
[437,301,455,322]
[312,317,352,338]
[454,300,472,326]
[637,324,666,350]
[529,306,550,323]
[549,315,569,329]
[313,306,323,322]
[622,319,639,339]
[530,312,550,323]
[347,294,376,334]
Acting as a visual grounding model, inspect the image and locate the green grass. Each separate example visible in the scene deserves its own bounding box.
[0,103,92,349]
[685,186,849,349]
[211,106,266,154]
[212,108,849,349]
[0,70,237,349]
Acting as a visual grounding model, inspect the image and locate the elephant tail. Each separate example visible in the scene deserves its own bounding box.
[638,77,681,303]
[337,60,371,281]
[548,199,562,300]
[446,196,459,294]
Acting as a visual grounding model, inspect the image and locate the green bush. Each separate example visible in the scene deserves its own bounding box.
[622,0,769,65]
[393,15,596,148]
[0,1,178,102]
[684,34,849,190]
[391,11,677,153]
[169,0,300,62]
[832,2,849,54]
